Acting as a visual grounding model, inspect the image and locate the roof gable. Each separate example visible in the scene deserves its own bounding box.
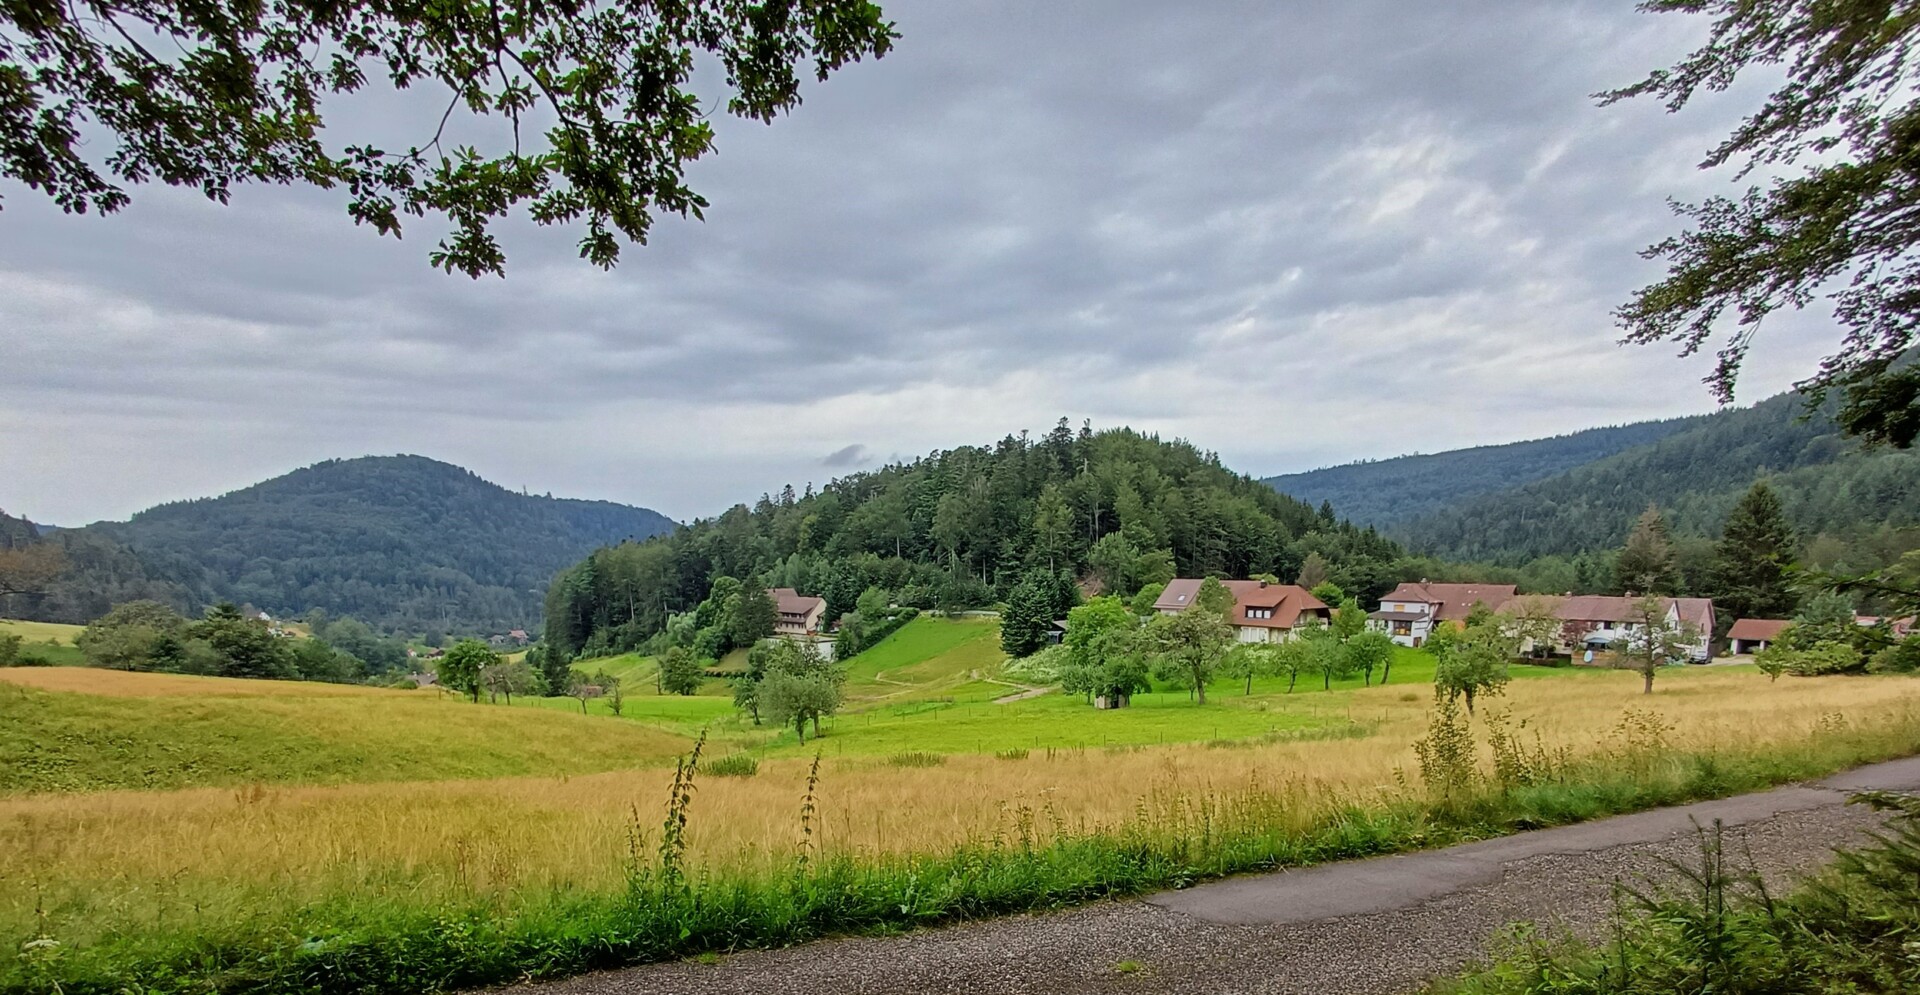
[1154,578,1329,629]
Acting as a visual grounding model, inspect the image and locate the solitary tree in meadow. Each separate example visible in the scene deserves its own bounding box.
[1432,625,1514,714]
[1143,599,1232,705]
[1613,595,1702,695]
[195,603,295,680]
[761,671,841,743]
[437,639,497,703]
[658,646,705,696]
[1346,630,1396,687]
[1306,625,1353,691]
[1220,645,1270,695]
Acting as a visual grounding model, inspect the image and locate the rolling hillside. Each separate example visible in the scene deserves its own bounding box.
[1263,417,1707,529]
[6,456,676,633]
[1277,389,1920,565]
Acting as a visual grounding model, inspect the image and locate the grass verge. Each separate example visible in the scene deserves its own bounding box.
[1425,793,1920,994]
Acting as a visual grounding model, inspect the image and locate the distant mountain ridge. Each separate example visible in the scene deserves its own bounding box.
[1263,417,1708,529]
[9,456,676,633]
[1269,391,1920,566]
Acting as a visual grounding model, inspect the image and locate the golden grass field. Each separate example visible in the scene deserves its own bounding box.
[6,662,1920,950]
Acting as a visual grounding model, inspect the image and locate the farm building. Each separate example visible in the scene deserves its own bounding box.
[1153,578,1330,643]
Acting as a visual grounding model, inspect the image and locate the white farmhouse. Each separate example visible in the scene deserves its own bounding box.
[1368,582,1517,647]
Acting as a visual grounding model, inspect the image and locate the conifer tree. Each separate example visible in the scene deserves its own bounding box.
[1715,481,1798,624]
[1615,505,1679,595]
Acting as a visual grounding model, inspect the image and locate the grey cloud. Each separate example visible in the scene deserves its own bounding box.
[0,0,1802,523]
[821,445,872,469]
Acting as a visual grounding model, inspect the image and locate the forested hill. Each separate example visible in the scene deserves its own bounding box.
[1262,417,1706,529]
[545,423,1406,659]
[14,456,676,634]
[1400,390,1920,564]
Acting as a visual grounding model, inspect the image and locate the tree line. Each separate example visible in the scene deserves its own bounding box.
[543,422,1409,666]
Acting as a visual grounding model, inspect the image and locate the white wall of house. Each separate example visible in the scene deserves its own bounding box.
[1373,600,1437,647]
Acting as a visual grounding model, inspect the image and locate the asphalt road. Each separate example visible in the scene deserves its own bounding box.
[508,757,1920,995]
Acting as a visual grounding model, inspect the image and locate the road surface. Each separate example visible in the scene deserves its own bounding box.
[509,757,1920,995]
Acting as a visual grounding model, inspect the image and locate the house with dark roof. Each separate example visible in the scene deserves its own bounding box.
[1153,578,1331,643]
[769,588,827,637]
[1368,582,1518,647]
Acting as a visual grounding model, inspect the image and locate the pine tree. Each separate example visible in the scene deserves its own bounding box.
[1000,575,1053,658]
[1716,481,1799,624]
[1615,505,1679,595]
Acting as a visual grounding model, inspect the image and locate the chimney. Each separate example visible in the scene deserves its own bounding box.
[1259,580,1268,589]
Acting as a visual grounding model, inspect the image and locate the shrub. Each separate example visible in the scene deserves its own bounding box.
[0,633,19,666]
[886,751,944,768]
[1785,640,1867,676]
[705,754,759,778]
[994,748,1029,761]
[1868,636,1920,675]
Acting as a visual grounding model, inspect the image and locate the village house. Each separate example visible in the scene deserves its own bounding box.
[1554,595,1713,663]
[1368,581,1517,647]
[770,588,827,637]
[1153,578,1331,643]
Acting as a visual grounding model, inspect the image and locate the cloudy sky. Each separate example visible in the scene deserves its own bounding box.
[1,0,1838,525]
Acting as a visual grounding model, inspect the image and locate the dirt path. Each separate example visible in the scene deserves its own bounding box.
[508,758,1920,995]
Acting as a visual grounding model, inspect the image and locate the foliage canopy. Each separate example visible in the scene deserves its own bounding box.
[1,0,896,276]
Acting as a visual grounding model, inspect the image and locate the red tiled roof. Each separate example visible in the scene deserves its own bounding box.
[1378,582,1518,620]
[1728,618,1791,642]
[1154,578,1330,630]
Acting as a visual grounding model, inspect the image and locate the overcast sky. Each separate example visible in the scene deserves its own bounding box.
[1,0,1839,525]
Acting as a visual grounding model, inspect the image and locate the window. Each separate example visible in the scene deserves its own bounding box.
[1392,621,1412,636]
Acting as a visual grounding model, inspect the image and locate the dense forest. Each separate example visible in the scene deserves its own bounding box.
[5,456,676,634]
[1400,392,1919,562]
[1263,417,1708,528]
[544,423,1408,660]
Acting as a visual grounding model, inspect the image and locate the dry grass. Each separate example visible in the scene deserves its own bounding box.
[0,667,393,697]
[6,667,1918,940]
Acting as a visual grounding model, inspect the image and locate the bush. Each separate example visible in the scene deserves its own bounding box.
[886,751,944,768]
[994,748,1029,761]
[705,754,759,778]
[0,633,19,666]
[1868,636,1920,674]
[1786,640,1867,676]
